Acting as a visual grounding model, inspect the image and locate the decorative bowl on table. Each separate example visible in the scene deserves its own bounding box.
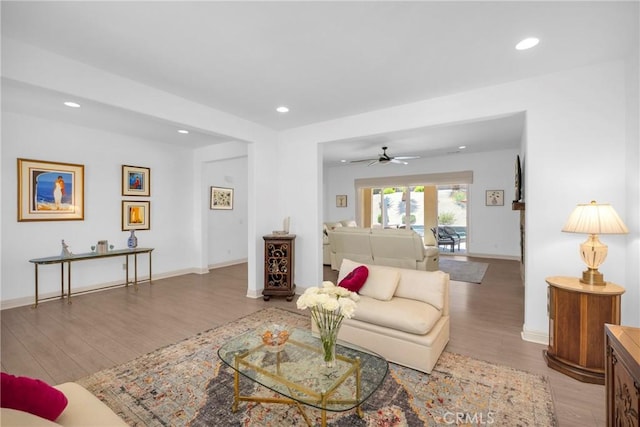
[261,324,290,352]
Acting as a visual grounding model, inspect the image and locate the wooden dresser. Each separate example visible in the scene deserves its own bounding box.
[605,324,640,427]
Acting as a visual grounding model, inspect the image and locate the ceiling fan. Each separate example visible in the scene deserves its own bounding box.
[350,146,420,166]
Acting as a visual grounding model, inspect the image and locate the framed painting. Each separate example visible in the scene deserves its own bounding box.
[17,158,85,221]
[122,165,150,197]
[336,195,347,207]
[210,186,233,210]
[486,190,504,206]
[122,200,150,230]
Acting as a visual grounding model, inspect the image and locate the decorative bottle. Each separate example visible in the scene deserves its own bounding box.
[127,230,138,249]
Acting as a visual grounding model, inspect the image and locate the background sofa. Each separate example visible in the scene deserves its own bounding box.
[322,219,358,265]
[327,227,439,271]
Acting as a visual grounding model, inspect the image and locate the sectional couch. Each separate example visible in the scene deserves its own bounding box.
[322,220,358,265]
[327,227,439,271]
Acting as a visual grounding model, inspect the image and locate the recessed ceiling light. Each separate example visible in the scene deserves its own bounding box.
[177,129,189,134]
[276,106,289,113]
[516,37,539,50]
[341,159,347,163]
[63,101,81,108]
[458,145,467,150]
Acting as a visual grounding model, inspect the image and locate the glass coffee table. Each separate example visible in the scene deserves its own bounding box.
[218,327,388,426]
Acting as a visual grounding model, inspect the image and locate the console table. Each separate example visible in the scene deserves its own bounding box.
[544,276,625,384]
[29,247,154,307]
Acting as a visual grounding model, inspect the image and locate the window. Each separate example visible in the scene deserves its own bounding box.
[355,172,471,251]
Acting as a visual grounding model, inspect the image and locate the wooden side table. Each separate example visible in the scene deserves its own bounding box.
[262,234,296,301]
[544,276,625,384]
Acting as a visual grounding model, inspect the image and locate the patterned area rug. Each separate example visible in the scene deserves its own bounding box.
[78,308,555,426]
[438,259,489,284]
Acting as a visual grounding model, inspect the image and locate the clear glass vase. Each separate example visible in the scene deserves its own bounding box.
[318,323,339,368]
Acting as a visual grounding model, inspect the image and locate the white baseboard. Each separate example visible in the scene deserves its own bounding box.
[465,252,521,261]
[1,267,205,310]
[521,326,549,345]
[208,258,248,270]
[246,289,261,299]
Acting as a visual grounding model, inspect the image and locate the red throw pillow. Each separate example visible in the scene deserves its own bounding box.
[1,372,68,421]
[338,266,369,293]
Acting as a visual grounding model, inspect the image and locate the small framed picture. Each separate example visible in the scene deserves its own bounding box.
[17,158,85,221]
[486,190,504,206]
[122,200,150,230]
[211,186,233,210]
[336,195,347,207]
[122,165,150,197]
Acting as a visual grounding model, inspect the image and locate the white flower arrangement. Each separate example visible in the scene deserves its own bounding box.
[296,281,360,366]
[296,281,359,319]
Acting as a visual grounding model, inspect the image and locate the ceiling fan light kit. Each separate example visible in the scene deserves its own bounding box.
[350,146,419,166]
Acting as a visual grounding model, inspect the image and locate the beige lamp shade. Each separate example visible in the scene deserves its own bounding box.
[562,201,628,285]
[562,201,629,235]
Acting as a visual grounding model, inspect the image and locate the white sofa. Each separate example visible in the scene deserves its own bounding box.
[322,220,358,265]
[327,227,439,271]
[0,382,127,426]
[319,258,450,373]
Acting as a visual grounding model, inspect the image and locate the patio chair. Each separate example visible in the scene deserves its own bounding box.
[443,226,465,251]
[431,227,456,252]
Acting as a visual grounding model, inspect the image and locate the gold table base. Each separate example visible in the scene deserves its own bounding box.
[232,338,363,426]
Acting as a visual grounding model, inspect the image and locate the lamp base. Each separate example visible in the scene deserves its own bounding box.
[580,268,605,286]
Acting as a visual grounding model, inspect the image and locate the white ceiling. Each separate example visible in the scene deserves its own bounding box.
[2,1,638,162]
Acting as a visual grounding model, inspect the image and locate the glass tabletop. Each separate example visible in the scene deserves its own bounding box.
[218,327,388,412]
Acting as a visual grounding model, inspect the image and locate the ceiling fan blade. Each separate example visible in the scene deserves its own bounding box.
[391,159,408,165]
[367,160,380,166]
[350,158,378,163]
[393,156,420,160]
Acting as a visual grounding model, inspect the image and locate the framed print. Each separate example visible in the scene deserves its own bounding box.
[122,165,150,197]
[486,190,504,206]
[210,186,233,210]
[336,195,347,207]
[122,200,150,230]
[17,158,85,221]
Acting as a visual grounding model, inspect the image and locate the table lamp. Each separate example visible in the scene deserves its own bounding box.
[562,201,628,285]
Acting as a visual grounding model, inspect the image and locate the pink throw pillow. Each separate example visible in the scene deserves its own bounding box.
[1,372,68,421]
[338,266,369,293]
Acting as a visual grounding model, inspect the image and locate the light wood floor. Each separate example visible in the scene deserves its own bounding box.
[1,256,604,426]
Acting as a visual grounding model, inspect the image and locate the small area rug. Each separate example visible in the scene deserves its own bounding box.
[78,308,555,426]
[438,258,489,283]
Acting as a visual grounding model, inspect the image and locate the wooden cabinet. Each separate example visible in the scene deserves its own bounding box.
[262,234,296,301]
[605,324,640,427]
[544,276,625,384]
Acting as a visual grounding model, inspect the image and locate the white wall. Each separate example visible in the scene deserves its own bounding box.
[204,157,248,267]
[624,44,640,327]
[323,148,521,259]
[1,112,197,307]
[280,60,638,339]
[2,37,280,300]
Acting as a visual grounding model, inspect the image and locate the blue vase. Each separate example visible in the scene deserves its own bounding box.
[127,230,138,249]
